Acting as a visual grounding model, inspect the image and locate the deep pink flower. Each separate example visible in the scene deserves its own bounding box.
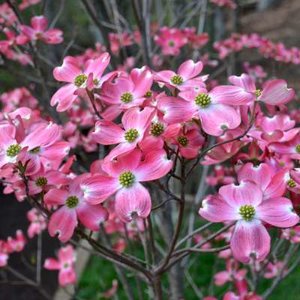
[199,180,299,263]
[20,16,63,44]
[154,27,188,56]
[44,245,76,286]
[0,242,9,267]
[81,149,172,222]
[45,175,108,242]
[171,123,205,159]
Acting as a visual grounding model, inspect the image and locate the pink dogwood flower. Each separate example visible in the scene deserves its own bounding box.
[100,67,153,120]
[0,121,66,172]
[155,59,205,91]
[171,123,205,159]
[44,245,76,286]
[81,149,172,222]
[229,73,295,105]
[51,53,111,111]
[180,84,255,135]
[154,27,188,56]
[214,259,247,286]
[20,16,63,44]
[45,175,108,242]
[92,106,155,161]
[199,180,299,263]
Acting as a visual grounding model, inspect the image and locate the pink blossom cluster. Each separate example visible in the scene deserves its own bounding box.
[0,230,26,267]
[1,7,300,294]
[214,33,300,64]
[0,14,63,65]
[1,49,298,269]
[154,26,209,56]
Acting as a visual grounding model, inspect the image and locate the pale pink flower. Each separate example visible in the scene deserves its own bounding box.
[44,245,76,286]
[51,53,111,111]
[20,16,63,44]
[199,180,299,263]
[214,259,247,286]
[101,279,118,298]
[237,162,288,200]
[6,230,26,252]
[229,73,295,106]
[109,32,133,54]
[249,114,299,149]
[269,134,300,160]
[27,208,47,238]
[281,225,300,243]
[264,261,286,279]
[202,130,246,165]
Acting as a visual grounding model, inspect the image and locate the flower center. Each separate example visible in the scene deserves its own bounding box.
[119,171,135,188]
[195,93,211,108]
[120,92,133,103]
[255,89,262,97]
[124,129,139,143]
[144,91,152,98]
[74,74,87,87]
[35,177,48,187]
[150,123,164,137]
[296,144,300,153]
[29,146,41,154]
[239,204,255,221]
[66,196,79,209]
[168,40,175,47]
[170,75,184,85]
[177,136,188,147]
[6,144,21,157]
[287,179,297,188]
